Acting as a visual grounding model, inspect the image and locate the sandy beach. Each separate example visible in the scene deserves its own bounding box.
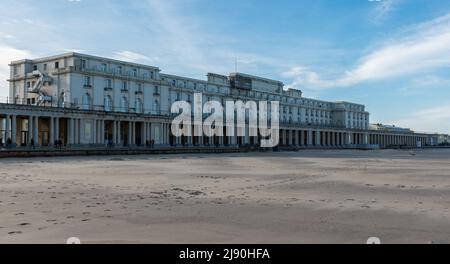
[1,149,450,244]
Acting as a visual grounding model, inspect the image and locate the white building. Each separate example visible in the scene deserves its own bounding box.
[0,52,437,149]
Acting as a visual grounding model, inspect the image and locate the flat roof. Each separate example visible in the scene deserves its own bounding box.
[10,52,160,71]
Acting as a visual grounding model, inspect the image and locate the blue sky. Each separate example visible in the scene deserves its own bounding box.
[0,0,449,134]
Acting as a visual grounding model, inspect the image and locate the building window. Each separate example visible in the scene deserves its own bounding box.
[104,95,113,112]
[84,76,91,86]
[43,64,47,71]
[105,79,112,88]
[33,65,38,71]
[132,68,137,77]
[55,62,59,69]
[81,60,86,69]
[137,83,143,92]
[153,99,160,113]
[150,72,154,79]
[122,81,127,91]
[135,98,143,113]
[120,96,128,112]
[101,63,107,72]
[82,93,91,110]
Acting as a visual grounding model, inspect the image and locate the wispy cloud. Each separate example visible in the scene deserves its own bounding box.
[283,12,450,90]
[0,43,33,96]
[142,0,212,73]
[112,50,160,65]
[389,104,450,134]
[369,0,398,24]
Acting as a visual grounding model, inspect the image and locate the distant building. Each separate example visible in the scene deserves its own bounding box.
[370,124,413,133]
[438,134,450,145]
[0,52,438,149]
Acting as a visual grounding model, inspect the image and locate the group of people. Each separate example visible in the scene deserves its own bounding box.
[1,136,158,149]
[104,139,156,148]
[145,139,156,148]
[53,139,64,150]
[0,137,12,148]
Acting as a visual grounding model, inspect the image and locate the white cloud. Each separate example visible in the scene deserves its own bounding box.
[369,0,398,24]
[0,43,33,97]
[412,75,450,87]
[112,50,160,65]
[283,13,450,90]
[389,105,450,134]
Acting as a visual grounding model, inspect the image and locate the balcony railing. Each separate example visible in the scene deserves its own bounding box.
[69,66,160,83]
[0,96,172,117]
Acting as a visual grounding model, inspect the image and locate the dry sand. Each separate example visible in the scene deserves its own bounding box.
[0,149,450,244]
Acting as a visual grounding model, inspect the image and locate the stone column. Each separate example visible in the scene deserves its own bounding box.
[327,132,331,146]
[294,130,299,146]
[92,119,97,145]
[28,116,33,145]
[142,122,147,146]
[68,118,74,145]
[132,121,136,146]
[346,132,351,145]
[100,120,105,145]
[188,127,193,146]
[160,123,165,145]
[244,126,250,145]
[55,117,60,142]
[307,130,313,146]
[316,130,321,146]
[74,119,80,145]
[300,130,305,146]
[11,115,17,147]
[50,117,55,146]
[219,134,224,146]
[113,121,117,145]
[34,116,39,146]
[4,115,10,142]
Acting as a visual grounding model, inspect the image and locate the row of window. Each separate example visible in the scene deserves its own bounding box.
[83,76,151,94]
[80,59,156,79]
[79,93,151,113]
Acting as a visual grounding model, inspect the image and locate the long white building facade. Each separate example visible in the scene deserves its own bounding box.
[0,52,438,149]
